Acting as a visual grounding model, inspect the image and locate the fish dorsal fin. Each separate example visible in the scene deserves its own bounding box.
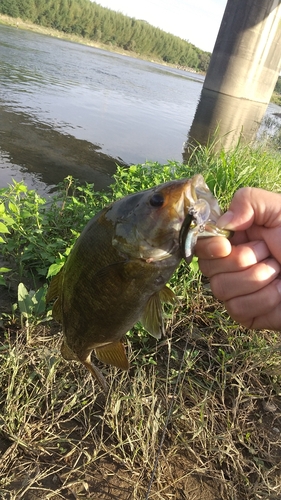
[95,341,129,370]
[46,270,64,322]
[141,286,177,340]
[46,269,63,303]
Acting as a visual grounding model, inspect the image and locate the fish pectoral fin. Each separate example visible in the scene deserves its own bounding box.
[158,285,177,304]
[95,341,129,371]
[141,292,164,340]
[141,287,177,340]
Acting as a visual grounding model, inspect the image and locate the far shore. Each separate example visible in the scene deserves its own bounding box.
[0,14,201,75]
[2,13,279,103]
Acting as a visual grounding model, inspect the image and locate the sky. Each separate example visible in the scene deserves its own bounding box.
[95,0,228,52]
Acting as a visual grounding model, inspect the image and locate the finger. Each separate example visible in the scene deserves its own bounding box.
[217,188,281,231]
[210,257,280,301]
[195,236,232,259]
[198,240,270,278]
[248,226,281,266]
[224,278,281,330]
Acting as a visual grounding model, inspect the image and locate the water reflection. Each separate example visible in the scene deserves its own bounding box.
[0,105,128,192]
[0,24,204,194]
[183,88,268,159]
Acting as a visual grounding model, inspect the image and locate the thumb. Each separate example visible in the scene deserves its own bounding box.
[217,187,281,231]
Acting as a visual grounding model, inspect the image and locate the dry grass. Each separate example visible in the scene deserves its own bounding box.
[1,282,281,500]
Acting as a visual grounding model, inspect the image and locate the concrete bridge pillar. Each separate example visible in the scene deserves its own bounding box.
[184,0,281,155]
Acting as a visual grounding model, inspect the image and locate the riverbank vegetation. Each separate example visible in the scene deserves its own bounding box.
[0,0,211,72]
[1,136,281,498]
[2,8,281,101]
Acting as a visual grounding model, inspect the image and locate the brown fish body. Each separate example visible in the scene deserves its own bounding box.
[47,175,227,391]
[61,209,179,353]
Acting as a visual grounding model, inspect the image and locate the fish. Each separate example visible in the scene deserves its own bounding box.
[46,174,230,392]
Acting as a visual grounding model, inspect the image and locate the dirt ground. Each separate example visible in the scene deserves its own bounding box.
[0,280,219,499]
[1,267,281,499]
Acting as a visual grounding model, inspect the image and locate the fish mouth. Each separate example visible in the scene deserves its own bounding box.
[180,206,233,264]
[197,222,233,239]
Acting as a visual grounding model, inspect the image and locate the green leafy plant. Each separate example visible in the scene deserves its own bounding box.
[1,145,281,287]
[0,177,109,281]
[17,283,52,340]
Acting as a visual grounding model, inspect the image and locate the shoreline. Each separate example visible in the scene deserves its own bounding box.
[1,13,279,101]
[0,14,201,75]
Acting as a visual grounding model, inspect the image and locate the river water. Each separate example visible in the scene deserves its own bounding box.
[0,24,280,194]
[0,24,205,193]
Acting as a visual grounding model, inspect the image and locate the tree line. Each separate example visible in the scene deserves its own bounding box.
[0,0,211,71]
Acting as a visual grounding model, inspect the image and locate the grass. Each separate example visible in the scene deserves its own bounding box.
[0,142,281,499]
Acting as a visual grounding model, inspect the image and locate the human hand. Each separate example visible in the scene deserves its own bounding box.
[195,187,281,330]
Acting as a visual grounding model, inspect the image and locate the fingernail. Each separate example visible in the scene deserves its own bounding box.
[217,210,234,229]
[207,238,231,258]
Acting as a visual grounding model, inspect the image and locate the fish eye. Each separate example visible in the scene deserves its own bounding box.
[149,193,165,207]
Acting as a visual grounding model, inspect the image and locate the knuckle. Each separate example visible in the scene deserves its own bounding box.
[233,186,252,203]
[198,258,213,277]
[225,298,251,327]
[210,274,229,301]
[232,245,258,269]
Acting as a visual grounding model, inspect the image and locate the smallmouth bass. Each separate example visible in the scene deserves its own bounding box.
[47,174,229,392]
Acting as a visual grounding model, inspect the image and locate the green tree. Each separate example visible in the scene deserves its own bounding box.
[1,0,20,17]
[18,0,36,21]
[0,0,211,72]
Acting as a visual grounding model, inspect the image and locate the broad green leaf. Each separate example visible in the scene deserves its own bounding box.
[0,267,12,273]
[46,261,65,278]
[2,214,15,225]
[8,202,18,214]
[18,283,33,317]
[32,287,46,316]
[0,222,10,234]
